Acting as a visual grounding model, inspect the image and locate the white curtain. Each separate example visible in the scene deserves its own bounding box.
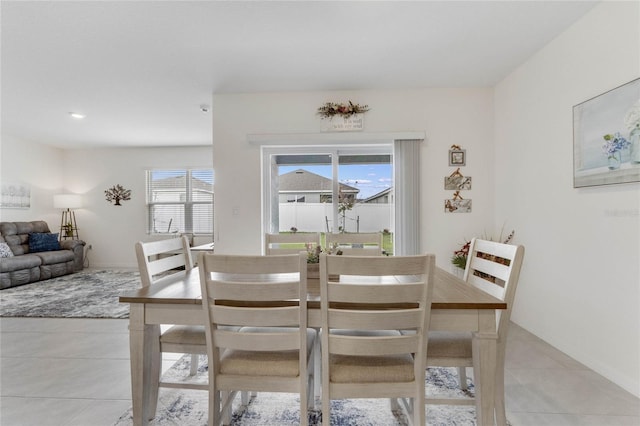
[394,139,421,255]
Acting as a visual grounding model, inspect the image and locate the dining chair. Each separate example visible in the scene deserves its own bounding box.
[264,232,321,255]
[426,238,524,425]
[325,232,383,256]
[135,236,208,419]
[199,252,316,426]
[319,253,435,426]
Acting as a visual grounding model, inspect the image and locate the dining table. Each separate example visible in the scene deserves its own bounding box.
[119,265,506,426]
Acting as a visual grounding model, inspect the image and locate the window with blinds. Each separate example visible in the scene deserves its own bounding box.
[146,169,213,235]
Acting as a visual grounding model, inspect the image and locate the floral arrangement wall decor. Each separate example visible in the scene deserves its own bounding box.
[104,184,131,206]
[317,101,370,119]
[573,78,640,188]
[317,101,369,132]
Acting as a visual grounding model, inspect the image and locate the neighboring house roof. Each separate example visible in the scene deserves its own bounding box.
[362,187,393,203]
[152,175,212,192]
[278,169,359,195]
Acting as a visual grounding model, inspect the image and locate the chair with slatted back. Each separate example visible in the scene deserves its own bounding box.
[319,253,435,426]
[264,232,321,255]
[199,252,315,426]
[135,236,207,419]
[325,232,383,256]
[426,238,524,425]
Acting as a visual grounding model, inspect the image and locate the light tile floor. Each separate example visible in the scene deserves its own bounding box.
[1,318,638,425]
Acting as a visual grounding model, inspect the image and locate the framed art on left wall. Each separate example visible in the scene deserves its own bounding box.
[0,182,30,209]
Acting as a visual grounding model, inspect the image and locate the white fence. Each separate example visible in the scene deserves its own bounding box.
[278,203,393,233]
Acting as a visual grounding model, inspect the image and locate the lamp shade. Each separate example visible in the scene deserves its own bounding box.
[53,194,82,209]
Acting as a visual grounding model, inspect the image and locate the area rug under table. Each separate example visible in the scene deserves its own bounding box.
[114,355,479,426]
[0,269,140,319]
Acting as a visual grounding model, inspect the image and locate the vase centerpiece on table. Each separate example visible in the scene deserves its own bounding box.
[306,244,341,281]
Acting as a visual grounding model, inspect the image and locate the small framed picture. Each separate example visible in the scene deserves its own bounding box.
[444,176,472,190]
[449,149,466,166]
[444,199,472,213]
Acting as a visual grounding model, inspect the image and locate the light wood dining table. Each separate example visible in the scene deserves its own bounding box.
[119,266,506,426]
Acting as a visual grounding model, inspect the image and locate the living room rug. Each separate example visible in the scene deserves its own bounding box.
[0,269,140,319]
[114,355,478,426]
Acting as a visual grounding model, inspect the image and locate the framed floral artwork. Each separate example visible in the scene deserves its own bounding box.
[573,78,640,188]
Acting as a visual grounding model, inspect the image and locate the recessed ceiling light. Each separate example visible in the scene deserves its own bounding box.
[69,112,86,119]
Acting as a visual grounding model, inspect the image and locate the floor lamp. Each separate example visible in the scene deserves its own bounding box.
[53,194,82,240]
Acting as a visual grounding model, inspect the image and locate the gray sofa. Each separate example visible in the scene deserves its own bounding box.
[0,221,85,290]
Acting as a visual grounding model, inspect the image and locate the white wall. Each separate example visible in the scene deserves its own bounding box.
[0,134,64,226]
[494,1,640,397]
[61,146,213,269]
[212,89,496,267]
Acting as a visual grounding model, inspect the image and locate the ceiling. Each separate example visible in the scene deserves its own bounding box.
[1,1,597,149]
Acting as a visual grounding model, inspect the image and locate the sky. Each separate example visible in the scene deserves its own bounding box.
[279,163,393,200]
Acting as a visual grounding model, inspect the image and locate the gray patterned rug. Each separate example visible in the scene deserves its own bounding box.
[114,355,478,425]
[0,269,139,318]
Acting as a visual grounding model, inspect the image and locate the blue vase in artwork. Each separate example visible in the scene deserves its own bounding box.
[608,151,622,170]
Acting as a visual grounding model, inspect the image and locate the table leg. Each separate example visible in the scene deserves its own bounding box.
[129,304,160,426]
[472,310,498,426]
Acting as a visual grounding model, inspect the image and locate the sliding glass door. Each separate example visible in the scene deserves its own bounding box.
[263,145,394,253]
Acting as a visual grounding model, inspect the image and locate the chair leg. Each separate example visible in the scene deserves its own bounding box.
[300,380,308,426]
[307,373,315,410]
[148,327,162,420]
[313,330,321,400]
[415,371,425,426]
[189,353,199,376]
[458,366,468,391]
[412,396,422,426]
[495,365,507,426]
[390,398,400,411]
[210,388,220,426]
[321,379,330,426]
[221,391,232,425]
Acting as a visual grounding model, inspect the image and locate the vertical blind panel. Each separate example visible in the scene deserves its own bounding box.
[393,140,421,255]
